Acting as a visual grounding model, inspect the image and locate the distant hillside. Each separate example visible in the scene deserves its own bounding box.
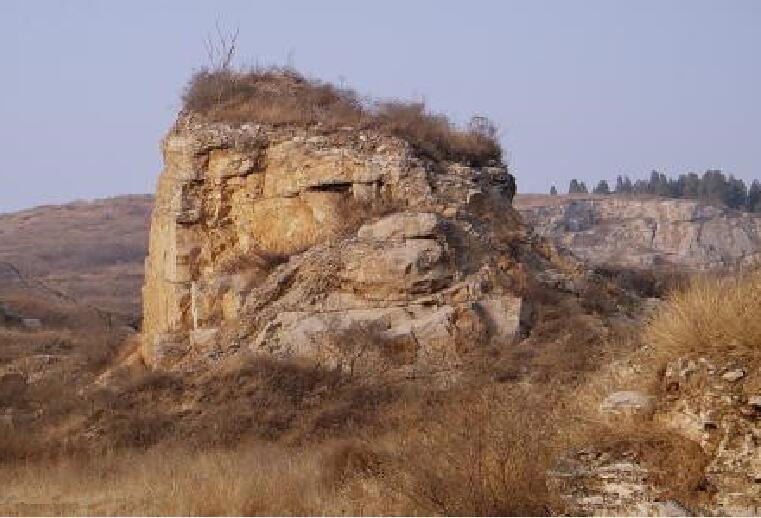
[0,194,153,316]
[515,194,761,270]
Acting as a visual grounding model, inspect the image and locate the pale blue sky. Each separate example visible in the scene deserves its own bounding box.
[1,1,759,211]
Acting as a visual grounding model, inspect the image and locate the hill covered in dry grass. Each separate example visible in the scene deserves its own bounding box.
[0,195,152,318]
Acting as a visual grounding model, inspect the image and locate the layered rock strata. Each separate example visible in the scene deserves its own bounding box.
[516,195,761,270]
[142,117,542,373]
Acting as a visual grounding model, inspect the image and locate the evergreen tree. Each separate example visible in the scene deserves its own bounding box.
[699,170,728,206]
[678,173,701,199]
[615,175,624,193]
[569,179,590,194]
[748,181,761,212]
[549,185,558,196]
[651,170,671,197]
[601,169,758,211]
[593,180,611,194]
[726,175,748,209]
[617,175,634,193]
[633,179,649,194]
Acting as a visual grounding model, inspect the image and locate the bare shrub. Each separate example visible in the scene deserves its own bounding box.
[334,193,403,238]
[594,266,689,298]
[384,383,558,516]
[316,321,411,380]
[0,429,40,463]
[203,23,238,72]
[373,101,501,166]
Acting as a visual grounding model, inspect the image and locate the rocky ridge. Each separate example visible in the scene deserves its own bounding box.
[516,195,761,270]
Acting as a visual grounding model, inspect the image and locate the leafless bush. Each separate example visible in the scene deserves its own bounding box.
[594,266,689,298]
[383,384,557,516]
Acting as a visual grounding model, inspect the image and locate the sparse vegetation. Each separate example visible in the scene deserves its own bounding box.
[0,263,642,515]
[182,68,502,167]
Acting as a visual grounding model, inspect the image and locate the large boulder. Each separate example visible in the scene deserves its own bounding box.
[140,117,549,373]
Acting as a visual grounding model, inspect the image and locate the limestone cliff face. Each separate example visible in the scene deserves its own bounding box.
[142,116,538,373]
[516,195,761,269]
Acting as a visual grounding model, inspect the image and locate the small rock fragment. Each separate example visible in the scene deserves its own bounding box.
[600,391,655,414]
[722,369,746,382]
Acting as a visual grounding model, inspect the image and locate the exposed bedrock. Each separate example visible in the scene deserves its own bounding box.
[141,117,554,374]
[516,195,761,270]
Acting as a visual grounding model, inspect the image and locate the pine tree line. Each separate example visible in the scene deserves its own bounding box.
[557,170,761,212]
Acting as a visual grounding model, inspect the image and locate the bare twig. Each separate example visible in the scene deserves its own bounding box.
[204,22,239,71]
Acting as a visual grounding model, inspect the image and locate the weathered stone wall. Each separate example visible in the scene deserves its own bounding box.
[516,195,761,269]
[142,116,535,373]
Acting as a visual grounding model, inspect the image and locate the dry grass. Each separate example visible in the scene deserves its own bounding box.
[645,269,761,358]
[0,381,564,516]
[0,229,683,515]
[183,68,501,167]
[0,303,611,515]
[0,443,337,516]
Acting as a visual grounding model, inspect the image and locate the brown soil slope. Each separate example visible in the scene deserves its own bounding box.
[0,195,152,317]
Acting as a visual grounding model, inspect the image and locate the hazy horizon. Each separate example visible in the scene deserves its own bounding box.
[2,0,760,212]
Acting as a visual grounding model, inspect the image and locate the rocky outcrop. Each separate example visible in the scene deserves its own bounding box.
[655,355,761,515]
[516,195,761,270]
[141,116,545,374]
[548,448,693,516]
[548,351,761,516]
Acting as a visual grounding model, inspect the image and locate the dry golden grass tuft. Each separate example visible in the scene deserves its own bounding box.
[645,269,761,358]
[182,68,502,167]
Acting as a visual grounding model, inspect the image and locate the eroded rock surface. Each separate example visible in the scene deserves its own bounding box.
[548,350,761,516]
[548,448,692,516]
[141,117,549,374]
[516,195,761,270]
